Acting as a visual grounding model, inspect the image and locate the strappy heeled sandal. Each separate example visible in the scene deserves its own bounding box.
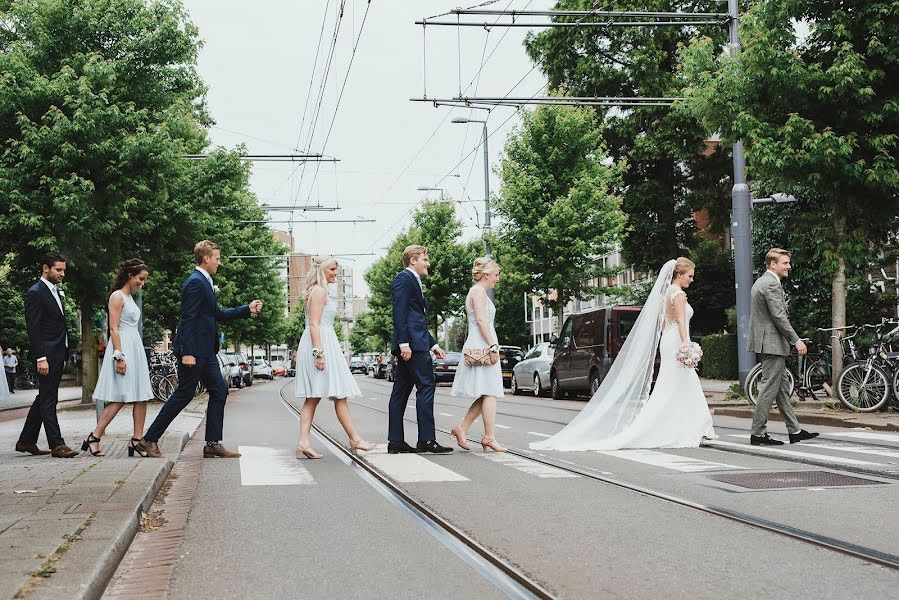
[449,426,470,451]
[81,433,104,457]
[480,436,508,453]
[296,443,323,459]
[128,437,148,458]
[349,438,376,455]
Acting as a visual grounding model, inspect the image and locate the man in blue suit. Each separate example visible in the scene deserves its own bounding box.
[387,245,452,454]
[136,241,262,458]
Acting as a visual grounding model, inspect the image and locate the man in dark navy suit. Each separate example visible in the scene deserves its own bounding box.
[16,252,78,458]
[387,245,452,454]
[136,241,262,458]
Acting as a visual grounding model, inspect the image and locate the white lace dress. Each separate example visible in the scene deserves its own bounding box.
[451,287,505,399]
[295,295,361,400]
[584,285,717,449]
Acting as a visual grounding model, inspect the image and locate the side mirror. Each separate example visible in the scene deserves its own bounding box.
[549,334,559,346]
[562,336,571,348]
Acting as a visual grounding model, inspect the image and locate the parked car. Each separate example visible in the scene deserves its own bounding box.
[372,354,389,379]
[549,305,642,399]
[433,351,462,383]
[287,366,296,378]
[271,364,287,377]
[386,355,397,382]
[499,345,524,388]
[510,342,555,397]
[218,351,252,388]
[349,357,368,374]
[252,358,274,380]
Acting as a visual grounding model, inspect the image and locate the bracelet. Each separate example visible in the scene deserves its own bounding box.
[312,348,324,358]
[488,344,500,352]
[113,350,125,362]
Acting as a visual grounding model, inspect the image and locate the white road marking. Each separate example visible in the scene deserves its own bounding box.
[598,449,746,473]
[729,435,899,461]
[828,431,899,444]
[365,454,469,483]
[528,432,551,438]
[494,424,510,429]
[439,412,455,417]
[238,446,316,486]
[479,453,579,478]
[708,440,888,468]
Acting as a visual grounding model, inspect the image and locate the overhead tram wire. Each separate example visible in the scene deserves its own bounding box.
[368,1,612,254]
[298,0,374,212]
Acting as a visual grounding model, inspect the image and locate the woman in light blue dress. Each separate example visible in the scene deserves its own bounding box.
[294,256,375,459]
[83,259,153,457]
[449,257,507,453]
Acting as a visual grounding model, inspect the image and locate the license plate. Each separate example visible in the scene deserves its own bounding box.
[502,371,512,377]
[449,365,457,370]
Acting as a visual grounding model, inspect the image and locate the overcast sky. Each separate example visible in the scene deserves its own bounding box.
[180,1,550,296]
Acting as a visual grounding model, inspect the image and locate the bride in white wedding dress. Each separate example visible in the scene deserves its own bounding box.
[530,257,716,451]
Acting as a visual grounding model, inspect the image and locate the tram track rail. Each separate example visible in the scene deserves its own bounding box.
[342,396,899,572]
[278,383,556,600]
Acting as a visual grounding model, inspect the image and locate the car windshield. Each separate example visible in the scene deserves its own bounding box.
[619,313,638,341]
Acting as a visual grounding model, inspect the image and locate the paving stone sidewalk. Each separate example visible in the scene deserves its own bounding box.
[0,398,207,600]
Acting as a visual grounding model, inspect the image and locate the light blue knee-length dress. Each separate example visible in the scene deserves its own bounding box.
[295,295,361,400]
[93,292,153,404]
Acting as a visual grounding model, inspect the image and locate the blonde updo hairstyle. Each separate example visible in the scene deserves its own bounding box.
[472,257,500,282]
[303,255,337,302]
[672,257,695,282]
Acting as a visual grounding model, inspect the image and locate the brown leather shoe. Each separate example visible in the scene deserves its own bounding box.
[135,440,162,458]
[50,444,79,458]
[203,444,241,458]
[15,441,51,456]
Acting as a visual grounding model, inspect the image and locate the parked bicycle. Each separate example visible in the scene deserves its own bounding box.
[745,326,863,406]
[13,366,36,391]
[836,319,899,412]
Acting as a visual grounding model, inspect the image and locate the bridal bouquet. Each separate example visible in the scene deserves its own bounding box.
[676,342,703,369]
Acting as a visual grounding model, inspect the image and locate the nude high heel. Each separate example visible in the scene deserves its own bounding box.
[296,443,323,459]
[349,439,376,455]
[449,426,470,451]
[480,436,507,453]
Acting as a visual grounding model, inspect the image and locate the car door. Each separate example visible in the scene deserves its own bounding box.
[554,317,575,387]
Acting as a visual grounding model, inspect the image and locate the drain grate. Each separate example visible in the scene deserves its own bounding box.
[708,470,885,490]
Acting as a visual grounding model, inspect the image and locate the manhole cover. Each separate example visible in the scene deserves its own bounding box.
[708,471,885,490]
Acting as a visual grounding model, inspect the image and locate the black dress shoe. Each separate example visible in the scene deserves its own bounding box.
[750,434,784,446]
[416,440,453,454]
[387,441,417,454]
[789,429,819,444]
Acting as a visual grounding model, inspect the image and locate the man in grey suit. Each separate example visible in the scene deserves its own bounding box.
[747,248,818,445]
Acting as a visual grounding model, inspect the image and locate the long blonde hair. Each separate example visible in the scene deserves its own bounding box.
[303,255,337,302]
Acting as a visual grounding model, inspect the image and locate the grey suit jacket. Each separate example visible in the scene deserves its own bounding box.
[748,271,799,357]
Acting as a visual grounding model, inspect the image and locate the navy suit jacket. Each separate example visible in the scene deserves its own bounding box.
[391,269,436,354]
[173,270,250,358]
[25,281,68,362]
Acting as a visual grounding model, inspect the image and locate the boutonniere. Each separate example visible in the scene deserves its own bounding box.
[57,290,65,299]
[212,284,220,295]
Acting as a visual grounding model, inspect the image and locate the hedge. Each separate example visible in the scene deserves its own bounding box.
[698,333,738,380]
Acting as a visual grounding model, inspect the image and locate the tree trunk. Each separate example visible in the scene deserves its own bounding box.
[555,298,566,334]
[831,211,848,388]
[80,307,98,405]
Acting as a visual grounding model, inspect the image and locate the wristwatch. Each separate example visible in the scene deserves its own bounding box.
[112,350,125,362]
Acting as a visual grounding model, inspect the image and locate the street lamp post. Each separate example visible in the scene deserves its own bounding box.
[451,117,492,260]
[416,186,447,201]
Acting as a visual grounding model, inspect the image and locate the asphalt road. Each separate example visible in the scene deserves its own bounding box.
[162,376,899,599]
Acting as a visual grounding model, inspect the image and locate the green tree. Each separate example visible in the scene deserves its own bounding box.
[349,311,384,354]
[524,0,730,271]
[0,259,28,354]
[495,103,625,329]
[0,0,208,402]
[680,0,899,377]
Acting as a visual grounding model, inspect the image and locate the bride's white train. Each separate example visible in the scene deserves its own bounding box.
[530,258,716,451]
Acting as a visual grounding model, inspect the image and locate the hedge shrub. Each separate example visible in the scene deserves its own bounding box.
[698,333,738,380]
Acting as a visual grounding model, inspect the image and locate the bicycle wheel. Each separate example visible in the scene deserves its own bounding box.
[803,359,832,398]
[14,375,34,390]
[746,364,796,407]
[837,362,890,412]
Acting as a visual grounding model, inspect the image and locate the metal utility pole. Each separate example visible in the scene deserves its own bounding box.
[728,0,754,386]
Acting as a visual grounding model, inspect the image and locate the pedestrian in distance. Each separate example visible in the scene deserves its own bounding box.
[748,248,818,446]
[0,347,11,402]
[135,241,262,459]
[449,257,507,453]
[16,252,78,458]
[294,256,375,459]
[4,348,18,394]
[386,245,453,454]
[83,259,154,457]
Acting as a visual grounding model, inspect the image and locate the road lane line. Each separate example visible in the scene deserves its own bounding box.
[494,424,510,429]
[439,412,455,417]
[364,454,470,483]
[708,440,888,468]
[598,449,746,473]
[828,431,899,444]
[238,446,316,486]
[528,432,551,437]
[479,453,579,478]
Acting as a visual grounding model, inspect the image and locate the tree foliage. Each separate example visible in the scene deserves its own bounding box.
[495,103,625,323]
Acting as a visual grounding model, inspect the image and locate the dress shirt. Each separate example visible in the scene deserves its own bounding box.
[37,277,66,362]
[195,266,214,288]
[399,268,438,352]
[4,355,16,373]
